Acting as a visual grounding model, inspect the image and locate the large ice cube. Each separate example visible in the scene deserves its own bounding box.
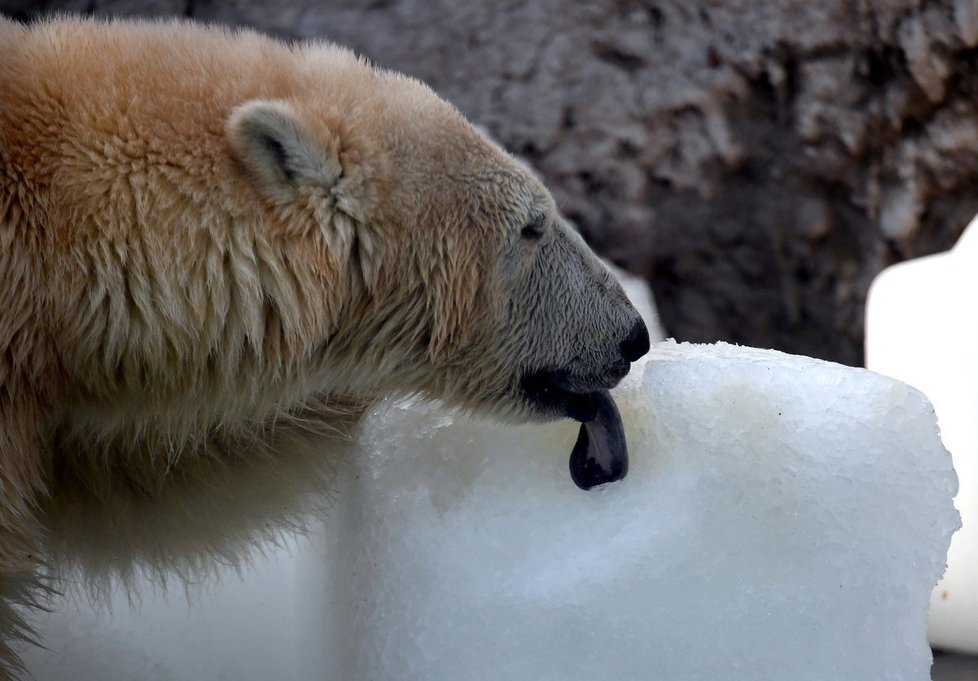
[21,341,959,681]
[333,341,959,681]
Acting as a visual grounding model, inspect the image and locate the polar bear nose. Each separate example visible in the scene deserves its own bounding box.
[620,317,651,363]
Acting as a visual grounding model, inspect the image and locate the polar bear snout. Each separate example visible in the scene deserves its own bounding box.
[519,314,650,421]
[620,317,651,363]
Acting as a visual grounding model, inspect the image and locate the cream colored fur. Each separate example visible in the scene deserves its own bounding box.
[0,15,643,675]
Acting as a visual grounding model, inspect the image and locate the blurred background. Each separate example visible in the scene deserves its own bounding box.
[7,0,978,367]
[4,1,977,678]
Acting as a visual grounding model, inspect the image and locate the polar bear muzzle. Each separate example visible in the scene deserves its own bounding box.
[520,316,649,490]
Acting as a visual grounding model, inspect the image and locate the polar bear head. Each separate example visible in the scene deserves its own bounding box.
[225,50,649,446]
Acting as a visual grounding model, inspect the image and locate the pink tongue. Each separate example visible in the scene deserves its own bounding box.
[568,390,628,490]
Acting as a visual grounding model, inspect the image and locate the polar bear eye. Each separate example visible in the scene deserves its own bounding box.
[520,214,547,241]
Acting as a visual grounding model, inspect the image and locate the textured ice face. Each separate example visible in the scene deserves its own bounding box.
[334,341,959,681]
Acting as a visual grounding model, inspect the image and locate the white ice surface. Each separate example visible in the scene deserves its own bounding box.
[21,341,958,681]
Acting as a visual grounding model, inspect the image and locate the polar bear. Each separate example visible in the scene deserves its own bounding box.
[0,15,649,668]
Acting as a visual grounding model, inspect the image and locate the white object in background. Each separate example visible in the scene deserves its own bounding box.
[19,545,311,681]
[866,219,978,654]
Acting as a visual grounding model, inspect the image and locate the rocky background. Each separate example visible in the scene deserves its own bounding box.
[5,0,978,365]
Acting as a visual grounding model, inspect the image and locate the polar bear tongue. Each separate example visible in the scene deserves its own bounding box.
[568,389,628,490]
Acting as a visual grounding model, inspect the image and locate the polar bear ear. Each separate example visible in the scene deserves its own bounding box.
[227,100,343,201]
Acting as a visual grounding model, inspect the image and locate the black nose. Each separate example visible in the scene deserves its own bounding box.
[620,318,651,362]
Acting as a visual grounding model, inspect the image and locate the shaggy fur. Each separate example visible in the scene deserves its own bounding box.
[0,15,644,675]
